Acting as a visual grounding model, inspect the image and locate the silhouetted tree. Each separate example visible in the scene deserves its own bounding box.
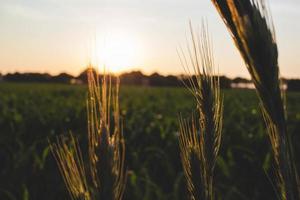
[219,76,231,89]
[287,79,300,91]
[165,75,182,87]
[4,73,51,82]
[232,77,251,84]
[51,73,74,83]
[120,71,148,85]
[149,73,165,86]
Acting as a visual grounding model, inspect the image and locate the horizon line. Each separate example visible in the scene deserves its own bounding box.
[1,69,300,80]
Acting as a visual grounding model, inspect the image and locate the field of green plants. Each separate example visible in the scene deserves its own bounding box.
[0,83,299,200]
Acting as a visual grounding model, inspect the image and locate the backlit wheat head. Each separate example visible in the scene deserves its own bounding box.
[50,65,126,200]
[178,22,223,200]
[210,0,299,199]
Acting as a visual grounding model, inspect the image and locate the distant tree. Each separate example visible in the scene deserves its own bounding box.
[231,77,253,89]
[120,71,148,85]
[4,73,51,82]
[219,76,232,89]
[287,79,300,91]
[149,73,165,86]
[232,77,251,84]
[165,75,182,87]
[51,73,74,83]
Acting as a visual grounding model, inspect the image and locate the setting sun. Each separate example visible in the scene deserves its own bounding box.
[92,31,141,74]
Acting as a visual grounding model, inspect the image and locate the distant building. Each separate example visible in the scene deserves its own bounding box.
[231,82,255,89]
[70,78,83,85]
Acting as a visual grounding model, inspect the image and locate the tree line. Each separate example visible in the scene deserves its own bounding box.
[0,69,299,91]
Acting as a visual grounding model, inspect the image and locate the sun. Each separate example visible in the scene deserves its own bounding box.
[92,32,140,74]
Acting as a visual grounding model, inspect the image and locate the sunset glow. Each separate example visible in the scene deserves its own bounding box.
[92,32,141,74]
[0,0,299,78]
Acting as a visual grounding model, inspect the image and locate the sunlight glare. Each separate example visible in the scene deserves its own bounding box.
[93,32,141,74]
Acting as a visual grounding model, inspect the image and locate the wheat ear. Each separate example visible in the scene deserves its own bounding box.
[50,65,126,200]
[210,0,299,199]
[178,22,223,200]
[87,66,126,200]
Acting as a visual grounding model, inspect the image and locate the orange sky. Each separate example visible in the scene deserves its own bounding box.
[0,0,299,78]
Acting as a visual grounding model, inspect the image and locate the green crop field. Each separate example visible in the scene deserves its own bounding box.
[0,83,299,200]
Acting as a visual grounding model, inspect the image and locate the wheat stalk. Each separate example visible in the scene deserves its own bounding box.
[50,65,126,200]
[210,0,299,199]
[178,22,223,200]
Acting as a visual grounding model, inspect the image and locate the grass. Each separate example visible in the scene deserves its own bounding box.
[210,0,300,199]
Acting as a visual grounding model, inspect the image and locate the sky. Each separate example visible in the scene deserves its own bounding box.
[0,0,300,78]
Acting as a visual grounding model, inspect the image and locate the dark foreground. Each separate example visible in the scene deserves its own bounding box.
[0,83,299,200]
